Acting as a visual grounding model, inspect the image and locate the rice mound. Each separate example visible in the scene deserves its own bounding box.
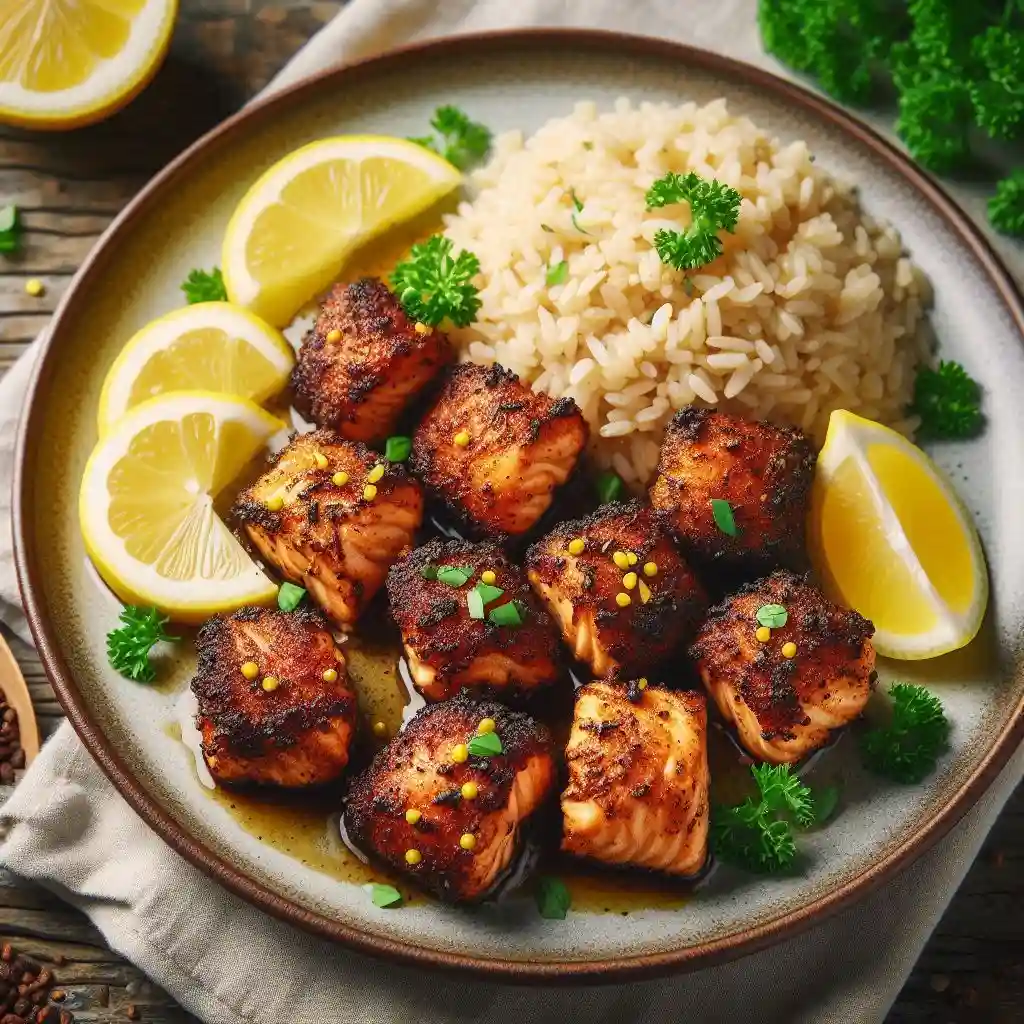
[442,97,932,487]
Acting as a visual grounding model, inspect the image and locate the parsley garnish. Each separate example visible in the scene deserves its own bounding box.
[756,604,788,629]
[535,876,572,920]
[812,784,841,825]
[106,606,178,683]
[410,105,492,170]
[596,471,625,504]
[711,498,738,536]
[467,589,485,620]
[0,206,21,254]
[989,169,1024,238]
[419,564,438,580]
[277,582,306,612]
[711,763,818,873]
[467,732,503,757]
[644,171,742,271]
[181,267,227,304]
[384,436,412,462]
[436,565,474,588]
[568,187,589,234]
[390,235,481,328]
[488,601,525,628]
[368,883,403,908]
[546,260,568,286]
[861,683,951,784]
[475,583,504,605]
[910,361,983,439]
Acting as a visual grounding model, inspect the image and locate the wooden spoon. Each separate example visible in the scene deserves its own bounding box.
[0,633,40,767]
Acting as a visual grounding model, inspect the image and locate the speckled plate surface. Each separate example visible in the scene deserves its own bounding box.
[14,31,1024,981]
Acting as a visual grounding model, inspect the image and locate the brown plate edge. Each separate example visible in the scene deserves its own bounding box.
[12,28,1024,984]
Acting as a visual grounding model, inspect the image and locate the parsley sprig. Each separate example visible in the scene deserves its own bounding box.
[106,606,178,683]
[411,105,492,170]
[390,235,481,328]
[712,763,820,873]
[645,171,742,271]
[0,206,22,254]
[910,360,983,439]
[861,682,951,783]
[181,267,227,304]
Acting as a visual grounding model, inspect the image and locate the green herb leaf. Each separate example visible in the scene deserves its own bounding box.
[812,784,841,825]
[419,564,438,581]
[756,604,788,629]
[467,732,504,757]
[180,267,227,304]
[277,582,306,612]
[474,582,504,605]
[0,205,21,254]
[488,602,524,628]
[411,105,492,170]
[711,763,817,873]
[711,498,738,536]
[436,565,474,588]
[535,876,572,920]
[384,435,412,462]
[596,471,624,504]
[645,171,742,271]
[369,883,403,908]
[861,683,950,784]
[390,235,481,328]
[546,260,568,286]
[106,606,179,684]
[910,361,983,440]
[467,589,485,620]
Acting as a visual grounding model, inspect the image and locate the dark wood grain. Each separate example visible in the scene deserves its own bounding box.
[0,2,1020,1020]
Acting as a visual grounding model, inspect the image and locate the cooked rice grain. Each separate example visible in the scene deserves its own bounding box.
[443,98,930,487]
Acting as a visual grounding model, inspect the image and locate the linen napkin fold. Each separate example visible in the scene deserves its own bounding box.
[1,1,1021,1022]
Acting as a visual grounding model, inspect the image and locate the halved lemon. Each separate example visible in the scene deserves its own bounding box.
[80,391,283,622]
[221,136,462,327]
[0,0,177,130]
[809,410,988,660]
[97,302,294,434]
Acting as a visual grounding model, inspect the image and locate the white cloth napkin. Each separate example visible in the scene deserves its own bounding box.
[1,2,1021,1022]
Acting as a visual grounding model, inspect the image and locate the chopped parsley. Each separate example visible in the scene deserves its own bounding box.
[368,883,403,908]
[535,876,572,920]
[0,206,21,254]
[546,260,569,286]
[861,683,951,784]
[756,603,788,629]
[910,361,983,440]
[467,589,485,620]
[467,731,503,757]
[180,267,227,304]
[488,601,525,628]
[277,582,306,612]
[384,436,412,462]
[596,471,625,504]
[419,564,438,581]
[711,498,738,537]
[410,105,492,170]
[436,565,474,588]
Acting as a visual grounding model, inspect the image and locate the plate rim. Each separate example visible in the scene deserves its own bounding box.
[13,27,1024,983]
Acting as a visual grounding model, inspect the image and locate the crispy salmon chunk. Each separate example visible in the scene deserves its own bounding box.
[649,407,815,576]
[411,362,588,538]
[233,429,423,628]
[386,538,562,703]
[291,277,452,442]
[562,682,709,876]
[191,606,356,788]
[691,571,875,764]
[344,694,556,902]
[526,501,707,680]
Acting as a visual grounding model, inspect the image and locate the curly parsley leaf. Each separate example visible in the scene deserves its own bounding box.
[390,235,481,328]
[181,267,227,304]
[645,171,742,271]
[989,169,1024,237]
[910,360,983,439]
[712,763,818,873]
[861,682,950,784]
[412,105,492,170]
[106,606,178,683]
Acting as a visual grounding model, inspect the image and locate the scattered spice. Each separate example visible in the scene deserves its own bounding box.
[476,717,496,735]
[643,561,658,577]
[567,538,585,556]
[326,329,342,343]
[265,495,284,512]
[622,572,638,591]
[363,484,378,501]
[322,668,338,683]
[461,781,479,799]
[261,675,280,692]
[626,552,638,566]
[453,430,471,447]
[615,592,631,608]
[332,471,349,486]
[459,833,477,851]
[405,808,421,825]
[240,661,259,681]
[0,942,75,1023]
[480,570,497,585]
[612,551,630,570]
[755,626,772,643]
[451,743,469,764]
[367,464,386,484]
[781,641,798,659]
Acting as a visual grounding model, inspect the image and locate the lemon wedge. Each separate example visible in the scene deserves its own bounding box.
[809,410,988,660]
[80,391,283,622]
[0,0,177,130]
[221,135,462,327]
[97,302,294,433]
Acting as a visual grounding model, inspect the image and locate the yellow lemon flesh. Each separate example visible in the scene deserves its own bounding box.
[97,302,294,433]
[809,410,988,660]
[80,391,283,622]
[0,0,177,130]
[221,135,462,327]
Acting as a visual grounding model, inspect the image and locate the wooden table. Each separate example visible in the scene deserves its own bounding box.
[1,3,1021,1020]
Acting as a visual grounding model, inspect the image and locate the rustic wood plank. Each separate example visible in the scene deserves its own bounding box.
[0,1,1020,1021]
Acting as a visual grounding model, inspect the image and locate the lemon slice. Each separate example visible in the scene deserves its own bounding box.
[80,391,283,622]
[222,135,462,327]
[809,410,988,660]
[97,302,294,433]
[0,0,177,130]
